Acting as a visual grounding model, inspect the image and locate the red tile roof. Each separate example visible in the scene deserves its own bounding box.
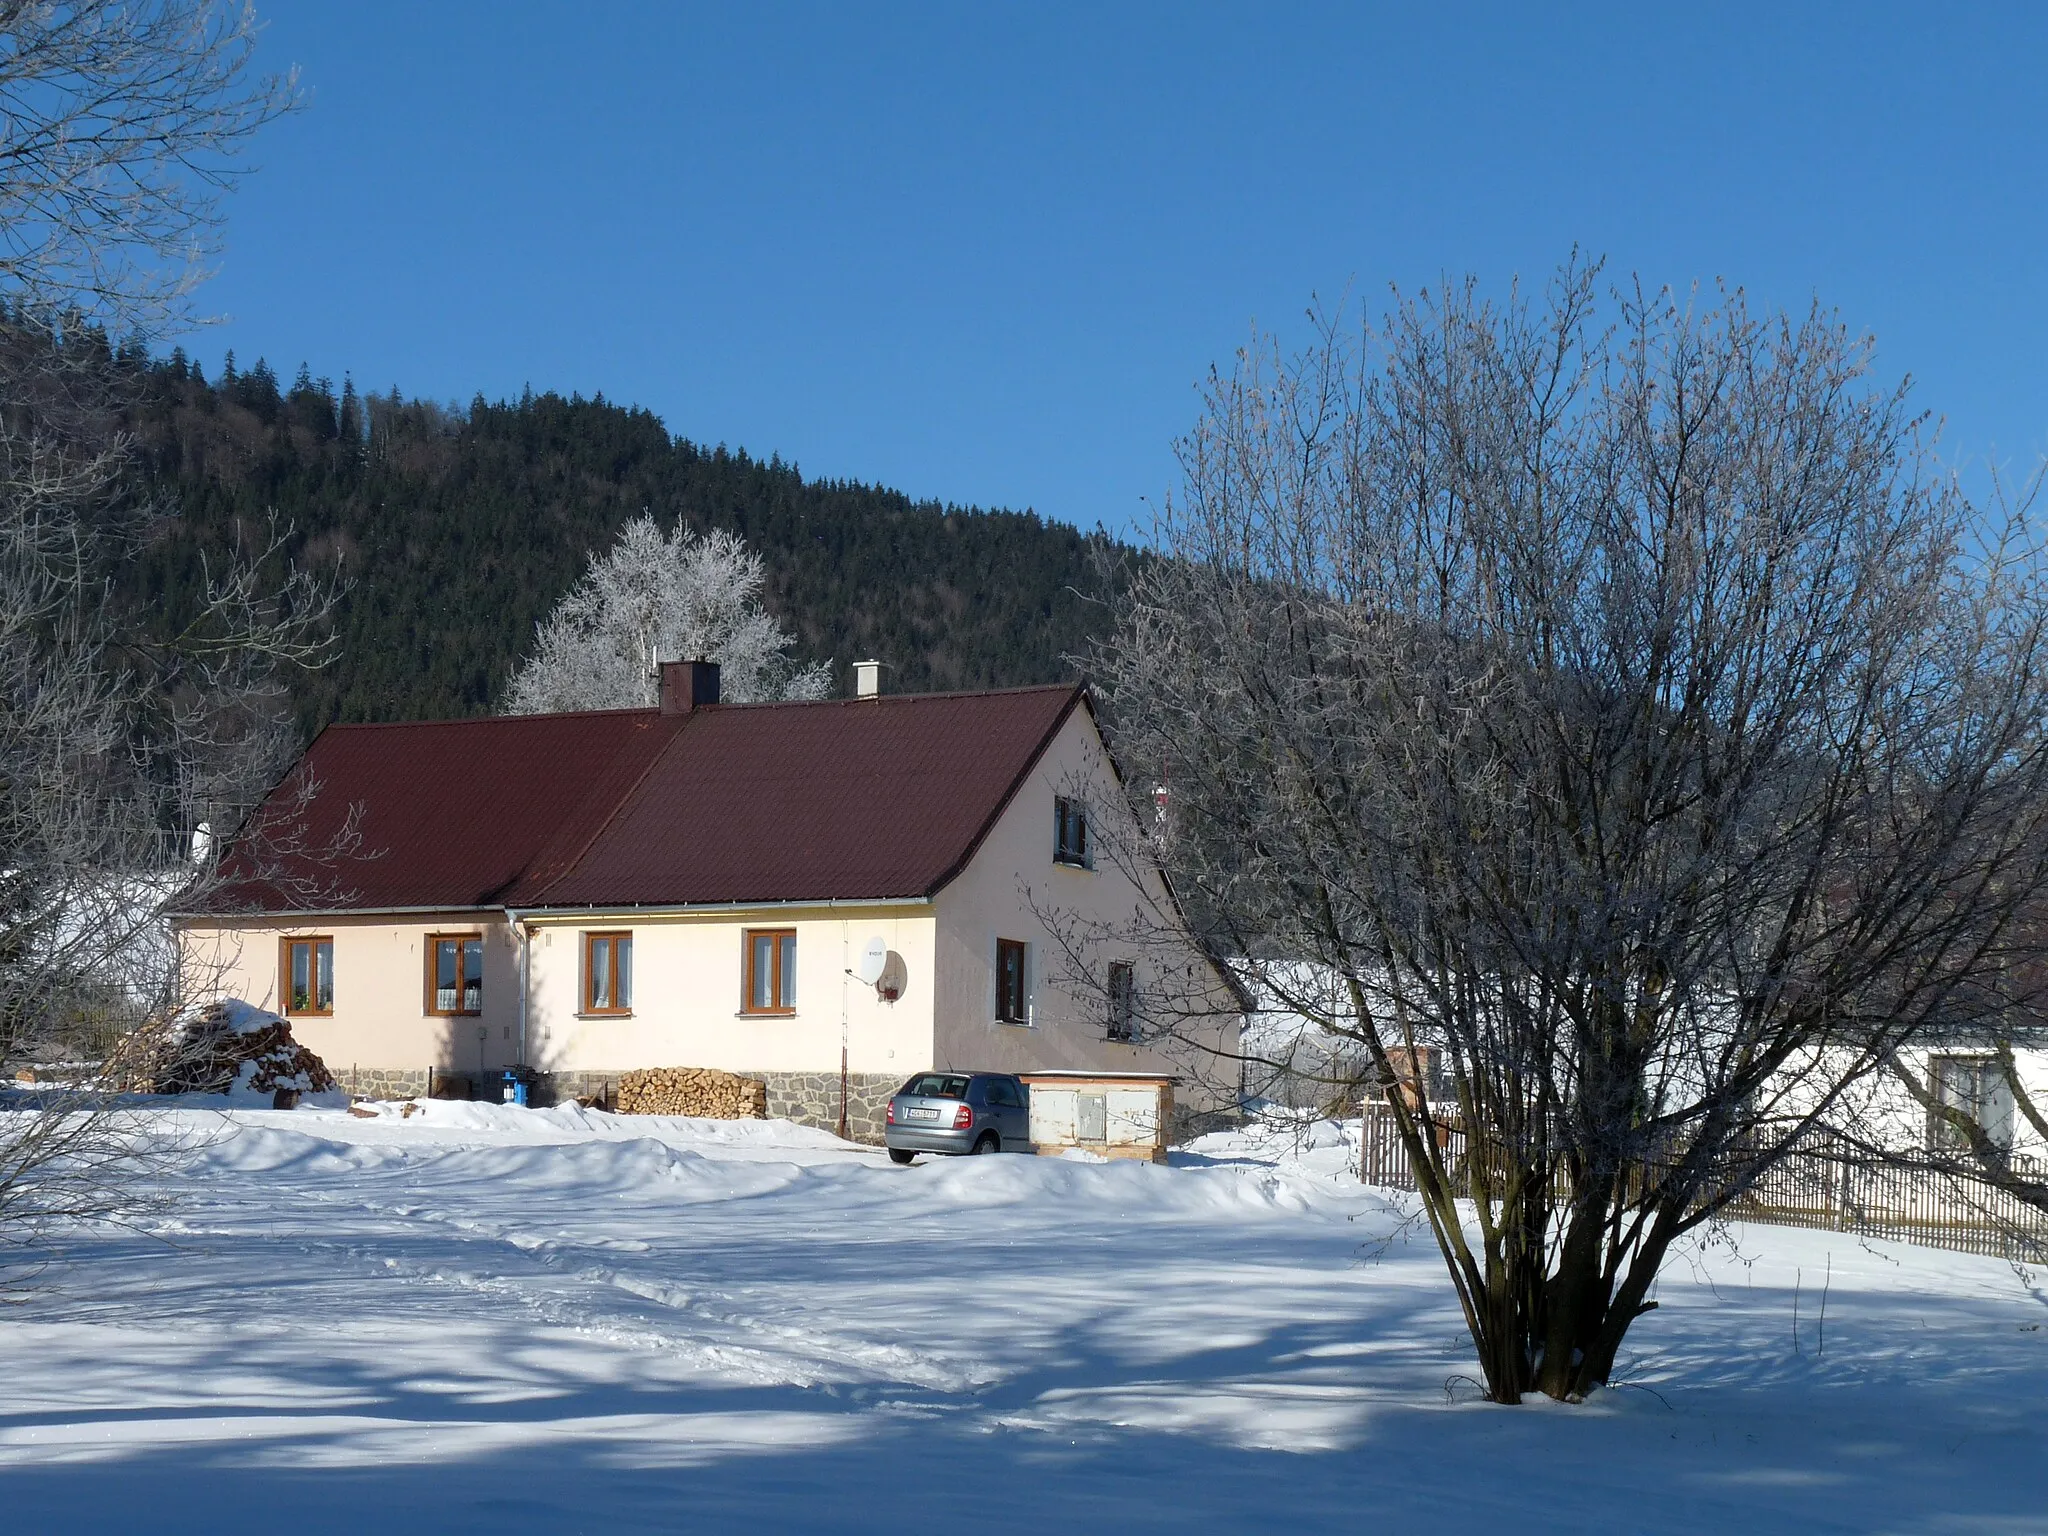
[200,685,1086,915]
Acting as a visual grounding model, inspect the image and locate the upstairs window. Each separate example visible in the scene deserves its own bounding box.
[1106,960,1137,1042]
[1054,795,1090,867]
[283,937,333,1016]
[585,932,633,1015]
[996,938,1028,1023]
[744,929,797,1014]
[427,935,483,1016]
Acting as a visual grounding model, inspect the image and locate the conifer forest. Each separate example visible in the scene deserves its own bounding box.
[124,347,1119,738]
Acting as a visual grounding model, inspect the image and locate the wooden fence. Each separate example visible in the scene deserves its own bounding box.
[1358,1101,2048,1263]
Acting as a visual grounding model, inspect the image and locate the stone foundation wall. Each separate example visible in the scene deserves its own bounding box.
[341,1066,431,1100]
[336,1063,1234,1151]
[414,1069,616,1107]
[539,1070,628,1106]
[758,1070,898,1144]
[342,1064,904,1144]
[535,1068,899,1139]
[342,1067,598,1104]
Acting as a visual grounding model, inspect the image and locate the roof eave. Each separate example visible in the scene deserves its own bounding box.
[170,901,504,923]
[514,894,936,921]
[175,894,941,923]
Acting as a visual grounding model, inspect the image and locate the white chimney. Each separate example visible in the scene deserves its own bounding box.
[854,659,882,699]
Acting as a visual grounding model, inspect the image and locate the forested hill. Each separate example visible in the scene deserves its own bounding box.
[123,353,1124,738]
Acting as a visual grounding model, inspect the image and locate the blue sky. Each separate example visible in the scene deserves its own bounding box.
[192,2,2048,536]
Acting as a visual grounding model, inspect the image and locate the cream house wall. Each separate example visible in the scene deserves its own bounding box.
[176,912,519,1081]
[520,905,938,1078]
[931,706,1240,1104]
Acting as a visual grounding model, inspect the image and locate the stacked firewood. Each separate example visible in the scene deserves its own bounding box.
[133,1000,337,1097]
[615,1067,766,1119]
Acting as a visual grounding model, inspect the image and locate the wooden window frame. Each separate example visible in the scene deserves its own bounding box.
[583,931,633,1016]
[281,935,334,1018]
[742,928,797,1016]
[996,937,1028,1024]
[1054,795,1090,867]
[425,932,484,1017]
[1106,960,1136,1042]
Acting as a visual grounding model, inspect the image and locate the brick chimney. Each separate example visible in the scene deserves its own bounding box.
[659,659,721,715]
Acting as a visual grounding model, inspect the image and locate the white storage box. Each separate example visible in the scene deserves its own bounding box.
[1018,1071,1175,1163]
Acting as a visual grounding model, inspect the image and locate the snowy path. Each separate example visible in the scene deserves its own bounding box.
[1,1102,2044,1534]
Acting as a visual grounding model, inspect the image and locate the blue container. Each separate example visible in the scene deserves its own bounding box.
[502,1070,528,1107]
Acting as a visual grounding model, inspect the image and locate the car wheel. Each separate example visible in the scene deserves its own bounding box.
[972,1133,1000,1155]
[888,1148,915,1165]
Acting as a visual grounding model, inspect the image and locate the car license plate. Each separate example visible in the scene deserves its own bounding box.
[907,1107,938,1121]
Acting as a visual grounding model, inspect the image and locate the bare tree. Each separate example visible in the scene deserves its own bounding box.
[504,514,831,712]
[1091,260,2048,1403]
[0,1,296,330]
[0,1,323,1269]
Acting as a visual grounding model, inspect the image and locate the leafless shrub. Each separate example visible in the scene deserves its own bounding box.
[1089,257,2048,1402]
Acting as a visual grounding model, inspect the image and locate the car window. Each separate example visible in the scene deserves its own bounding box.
[991,1079,1020,1107]
[901,1073,971,1100]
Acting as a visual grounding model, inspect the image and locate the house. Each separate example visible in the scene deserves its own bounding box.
[174,661,1238,1139]
[1236,951,2048,1170]
[1825,1035,2048,1163]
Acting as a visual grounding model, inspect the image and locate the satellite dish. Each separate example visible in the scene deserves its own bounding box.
[857,937,888,986]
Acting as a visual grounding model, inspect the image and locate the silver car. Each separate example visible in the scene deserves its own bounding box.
[884,1072,1030,1162]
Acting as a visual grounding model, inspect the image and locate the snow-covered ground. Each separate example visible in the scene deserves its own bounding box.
[2,1104,2044,1534]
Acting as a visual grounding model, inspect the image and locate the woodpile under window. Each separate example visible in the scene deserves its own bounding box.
[614,1066,767,1118]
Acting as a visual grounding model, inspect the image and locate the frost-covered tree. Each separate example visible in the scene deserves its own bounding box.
[504,517,831,712]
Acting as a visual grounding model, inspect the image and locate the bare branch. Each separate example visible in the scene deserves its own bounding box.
[0,1,299,333]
